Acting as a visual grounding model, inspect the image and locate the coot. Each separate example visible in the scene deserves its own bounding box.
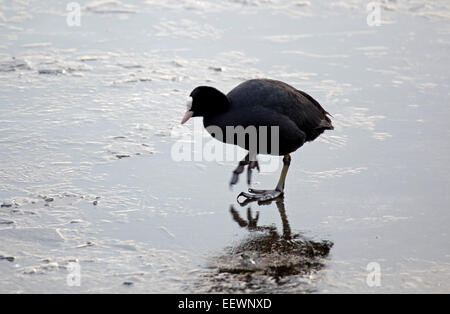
[181,79,333,201]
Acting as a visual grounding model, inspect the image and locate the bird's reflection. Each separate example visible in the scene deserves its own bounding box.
[206,196,333,293]
[231,196,292,239]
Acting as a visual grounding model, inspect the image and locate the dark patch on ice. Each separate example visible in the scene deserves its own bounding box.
[202,198,332,293]
[76,241,95,248]
[208,66,224,72]
[0,255,15,262]
[38,69,65,75]
[1,201,20,209]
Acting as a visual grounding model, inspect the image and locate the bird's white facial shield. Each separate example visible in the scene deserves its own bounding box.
[181,96,193,124]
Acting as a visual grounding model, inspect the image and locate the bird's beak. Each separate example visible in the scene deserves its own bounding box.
[181,110,193,124]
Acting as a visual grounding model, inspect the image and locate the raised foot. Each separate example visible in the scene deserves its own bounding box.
[237,188,283,203]
[229,158,260,187]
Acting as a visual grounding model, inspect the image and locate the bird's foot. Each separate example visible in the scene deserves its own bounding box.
[230,157,259,187]
[237,188,283,204]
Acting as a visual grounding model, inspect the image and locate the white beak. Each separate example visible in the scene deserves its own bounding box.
[181,110,193,124]
[181,96,194,124]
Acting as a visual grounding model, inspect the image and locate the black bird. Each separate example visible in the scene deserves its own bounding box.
[181,79,333,201]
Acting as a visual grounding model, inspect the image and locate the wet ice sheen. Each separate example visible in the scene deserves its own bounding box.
[0,0,449,293]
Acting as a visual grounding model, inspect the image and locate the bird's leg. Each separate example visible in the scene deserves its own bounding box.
[230,153,260,187]
[275,153,291,192]
[247,151,260,185]
[238,154,291,202]
[230,154,250,187]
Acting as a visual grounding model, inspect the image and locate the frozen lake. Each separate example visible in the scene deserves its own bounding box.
[0,0,449,293]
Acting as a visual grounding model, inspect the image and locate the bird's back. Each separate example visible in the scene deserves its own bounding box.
[226,79,333,142]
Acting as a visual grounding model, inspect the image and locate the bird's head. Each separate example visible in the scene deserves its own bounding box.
[181,86,229,124]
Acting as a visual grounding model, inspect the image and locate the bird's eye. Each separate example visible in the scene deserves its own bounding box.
[186,96,193,111]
